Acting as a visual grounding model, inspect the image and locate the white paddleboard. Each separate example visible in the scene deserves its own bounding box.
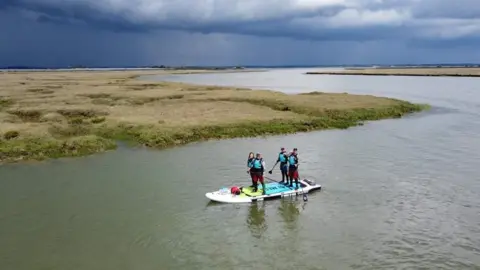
[205,178,321,204]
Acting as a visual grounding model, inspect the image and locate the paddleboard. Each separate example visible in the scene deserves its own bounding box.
[205,178,321,204]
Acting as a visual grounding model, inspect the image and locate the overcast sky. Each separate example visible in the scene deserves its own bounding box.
[2,0,480,67]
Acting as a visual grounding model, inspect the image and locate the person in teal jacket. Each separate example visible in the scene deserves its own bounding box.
[276,147,289,184]
[250,153,266,195]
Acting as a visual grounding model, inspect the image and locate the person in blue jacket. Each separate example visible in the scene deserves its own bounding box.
[275,147,289,184]
[250,153,266,195]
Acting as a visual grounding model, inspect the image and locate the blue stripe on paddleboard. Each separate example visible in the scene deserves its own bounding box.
[263,182,299,195]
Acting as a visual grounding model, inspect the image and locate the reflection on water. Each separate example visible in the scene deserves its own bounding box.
[246,202,267,239]
[278,198,301,231]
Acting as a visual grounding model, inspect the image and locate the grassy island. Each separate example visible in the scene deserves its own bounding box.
[0,69,429,163]
[305,67,480,77]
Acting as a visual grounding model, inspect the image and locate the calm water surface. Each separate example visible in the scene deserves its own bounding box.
[1,68,480,270]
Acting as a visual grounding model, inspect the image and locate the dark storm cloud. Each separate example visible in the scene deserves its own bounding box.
[3,0,478,42]
[2,0,480,67]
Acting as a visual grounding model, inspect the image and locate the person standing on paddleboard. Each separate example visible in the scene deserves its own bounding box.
[276,147,289,184]
[251,153,266,195]
[247,152,255,187]
[288,148,299,189]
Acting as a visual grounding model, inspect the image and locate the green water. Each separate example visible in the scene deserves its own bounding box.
[1,69,480,269]
[0,144,326,270]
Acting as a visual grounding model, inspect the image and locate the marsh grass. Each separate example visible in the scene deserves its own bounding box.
[0,69,429,163]
[0,98,14,110]
[27,88,56,94]
[56,108,109,119]
[7,109,43,122]
[0,135,116,162]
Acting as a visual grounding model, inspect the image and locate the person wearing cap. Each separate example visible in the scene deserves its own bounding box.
[250,152,266,195]
[288,148,299,189]
[275,147,290,184]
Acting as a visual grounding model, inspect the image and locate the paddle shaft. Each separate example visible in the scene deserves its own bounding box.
[268,162,278,173]
[264,175,282,184]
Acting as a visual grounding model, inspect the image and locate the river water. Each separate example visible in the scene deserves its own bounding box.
[1,68,479,270]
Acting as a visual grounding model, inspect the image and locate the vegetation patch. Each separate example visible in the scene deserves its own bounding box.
[44,85,63,89]
[91,117,106,124]
[181,85,225,91]
[233,87,252,91]
[94,117,364,149]
[0,98,14,110]
[125,83,166,91]
[0,69,430,163]
[163,94,184,100]
[7,109,44,122]
[27,88,55,94]
[3,130,20,140]
[127,94,184,105]
[48,122,92,138]
[56,109,109,119]
[300,91,325,95]
[78,93,124,106]
[78,93,113,99]
[127,96,162,105]
[0,135,116,162]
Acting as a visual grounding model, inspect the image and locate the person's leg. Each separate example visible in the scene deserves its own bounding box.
[250,172,255,187]
[288,168,294,186]
[252,173,259,192]
[259,174,266,195]
[284,164,289,183]
[280,164,288,184]
[293,170,299,189]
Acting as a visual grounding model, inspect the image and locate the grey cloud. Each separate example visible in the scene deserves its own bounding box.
[2,0,480,68]
[412,0,480,19]
[2,11,480,68]
[2,0,479,42]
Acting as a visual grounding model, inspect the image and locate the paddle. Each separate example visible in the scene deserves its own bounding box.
[264,176,283,184]
[268,161,278,174]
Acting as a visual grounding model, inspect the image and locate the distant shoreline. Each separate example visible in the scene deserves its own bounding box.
[3,64,480,72]
[0,67,266,74]
[305,67,480,77]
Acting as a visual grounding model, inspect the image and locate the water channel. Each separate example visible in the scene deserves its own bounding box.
[1,68,479,269]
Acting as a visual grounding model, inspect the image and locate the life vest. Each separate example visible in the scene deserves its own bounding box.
[288,155,297,166]
[247,158,254,168]
[278,152,287,163]
[253,158,264,170]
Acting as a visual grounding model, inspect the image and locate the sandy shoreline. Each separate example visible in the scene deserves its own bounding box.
[0,69,429,163]
[305,67,480,77]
